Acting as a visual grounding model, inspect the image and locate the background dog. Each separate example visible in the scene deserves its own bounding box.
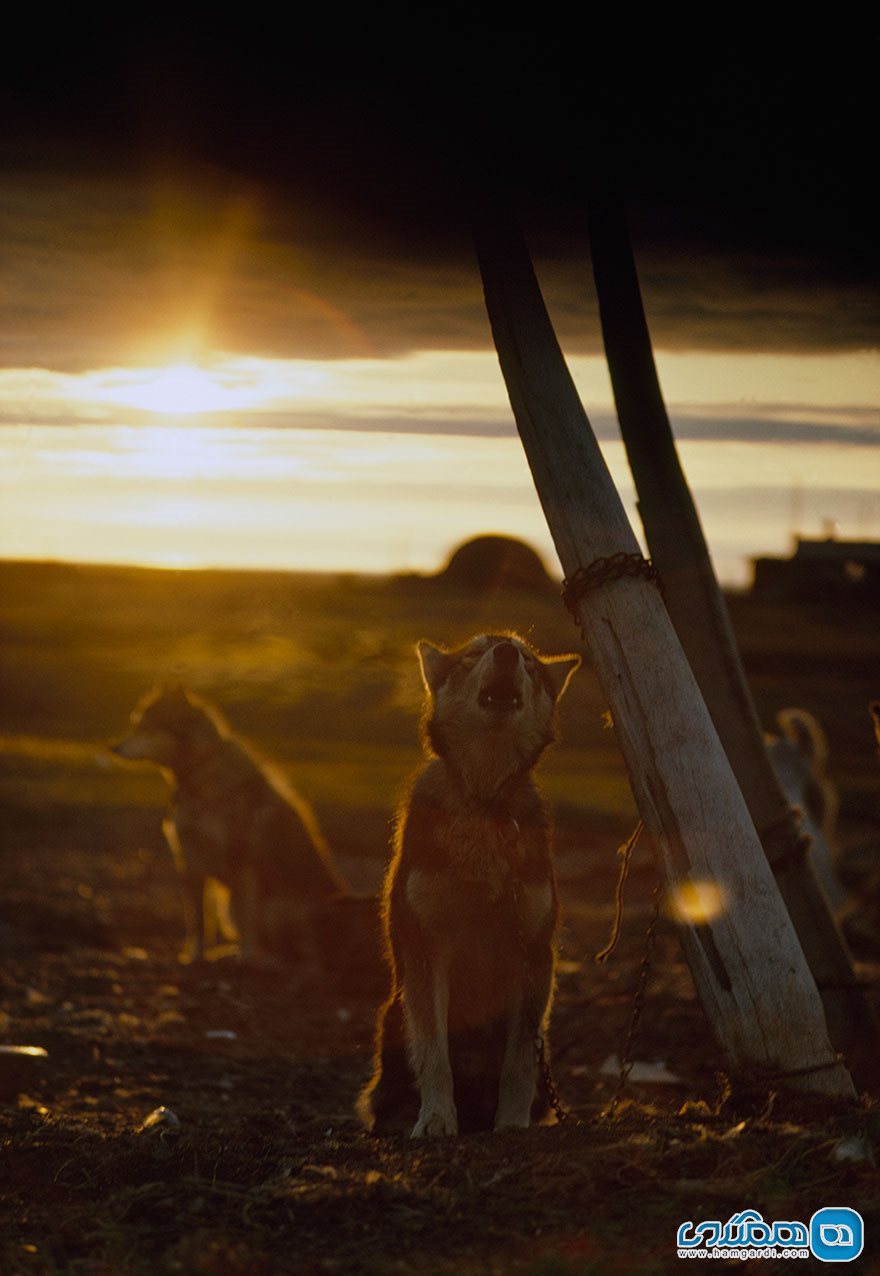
[110,682,346,963]
[358,633,579,1136]
[765,707,844,909]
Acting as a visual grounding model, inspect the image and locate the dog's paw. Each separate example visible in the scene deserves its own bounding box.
[410,1107,458,1138]
[494,1111,531,1131]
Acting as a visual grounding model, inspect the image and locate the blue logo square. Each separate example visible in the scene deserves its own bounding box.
[810,1208,864,1262]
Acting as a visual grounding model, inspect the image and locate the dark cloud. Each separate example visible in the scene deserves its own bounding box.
[666,410,879,447]
[2,400,875,449]
[2,158,877,372]
[2,29,877,370]
[0,164,490,370]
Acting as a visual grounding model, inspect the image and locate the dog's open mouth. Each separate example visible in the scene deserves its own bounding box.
[478,676,522,713]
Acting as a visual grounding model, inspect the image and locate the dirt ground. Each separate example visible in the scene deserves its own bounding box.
[2,562,879,1273]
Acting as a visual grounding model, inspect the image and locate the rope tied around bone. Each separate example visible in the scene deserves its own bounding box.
[562,553,661,628]
[561,550,657,960]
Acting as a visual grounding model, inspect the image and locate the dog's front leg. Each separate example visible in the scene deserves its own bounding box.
[179,870,207,962]
[496,942,554,1130]
[164,817,206,962]
[405,955,458,1137]
[495,990,538,1129]
[236,864,261,961]
[206,878,237,946]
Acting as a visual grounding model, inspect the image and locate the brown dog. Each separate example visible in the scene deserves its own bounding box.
[358,633,579,1136]
[111,682,345,963]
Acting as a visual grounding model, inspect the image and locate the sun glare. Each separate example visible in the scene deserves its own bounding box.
[68,356,337,418]
[137,364,225,414]
[113,425,251,479]
[112,364,234,415]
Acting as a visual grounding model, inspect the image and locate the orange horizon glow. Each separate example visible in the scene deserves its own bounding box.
[15,346,880,423]
[1,346,877,583]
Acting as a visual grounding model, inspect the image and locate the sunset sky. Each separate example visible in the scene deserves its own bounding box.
[2,30,877,584]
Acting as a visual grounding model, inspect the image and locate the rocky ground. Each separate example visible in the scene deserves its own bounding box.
[2,837,879,1274]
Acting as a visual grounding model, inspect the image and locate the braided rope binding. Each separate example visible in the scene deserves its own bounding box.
[562,553,660,621]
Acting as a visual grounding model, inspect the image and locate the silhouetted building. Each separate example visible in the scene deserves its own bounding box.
[751,538,880,603]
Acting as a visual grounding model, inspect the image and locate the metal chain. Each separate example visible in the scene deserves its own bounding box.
[606,879,662,1117]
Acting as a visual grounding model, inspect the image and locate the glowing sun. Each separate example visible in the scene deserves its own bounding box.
[111,363,234,415]
[71,356,335,417]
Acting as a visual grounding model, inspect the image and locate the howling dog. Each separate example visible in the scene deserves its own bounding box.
[110,683,345,963]
[358,633,579,1136]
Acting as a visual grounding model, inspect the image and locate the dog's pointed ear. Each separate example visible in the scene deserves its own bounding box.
[154,679,190,705]
[542,653,581,701]
[417,641,449,693]
[159,677,184,693]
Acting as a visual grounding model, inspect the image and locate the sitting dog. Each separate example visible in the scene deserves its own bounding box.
[766,707,844,910]
[358,633,579,1136]
[838,702,880,960]
[110,682,345,963]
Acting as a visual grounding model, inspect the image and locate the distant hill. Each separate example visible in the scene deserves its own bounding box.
[434,535,554,592]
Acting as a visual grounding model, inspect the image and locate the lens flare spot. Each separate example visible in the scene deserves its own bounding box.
[667,878,727,925]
